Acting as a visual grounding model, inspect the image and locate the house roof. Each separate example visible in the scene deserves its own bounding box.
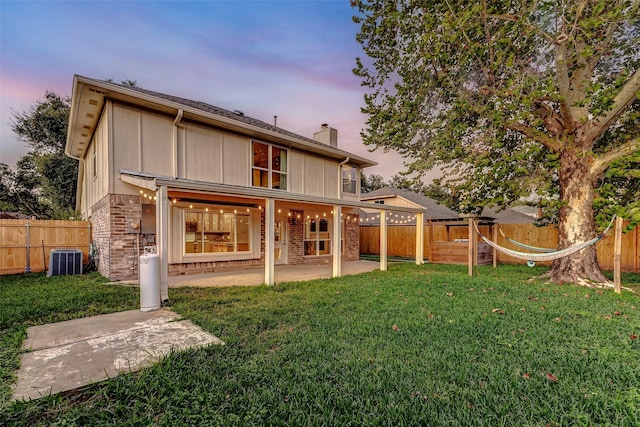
[65,75,377,168]
[361,187,459,220]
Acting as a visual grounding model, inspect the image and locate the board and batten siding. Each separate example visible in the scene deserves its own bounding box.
[182,122,224,183]
[300,154,340,198]
[82,112,109,214]
[221,133,249,186]
[102,101,348,200]
[111,103,172,193]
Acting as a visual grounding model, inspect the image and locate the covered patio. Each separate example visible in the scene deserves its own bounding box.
[121,171,426,298]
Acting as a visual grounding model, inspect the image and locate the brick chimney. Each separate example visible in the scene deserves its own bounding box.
[313,123,338,148]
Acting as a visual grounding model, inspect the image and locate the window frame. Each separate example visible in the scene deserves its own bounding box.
[304,217,332,257]
[341,165,357,194]
[251,141,288,190]
[179,206,259,262]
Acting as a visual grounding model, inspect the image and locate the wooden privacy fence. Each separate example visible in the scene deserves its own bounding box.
[0,219,91,275]
[360,221,640,272]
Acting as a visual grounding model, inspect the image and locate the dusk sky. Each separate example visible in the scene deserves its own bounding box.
[0,0,410,179]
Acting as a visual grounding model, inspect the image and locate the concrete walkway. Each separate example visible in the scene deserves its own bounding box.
[11,309,223,401]
[167,260,380,287]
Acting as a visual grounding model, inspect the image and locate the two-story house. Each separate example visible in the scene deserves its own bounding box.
[65,76,425,298]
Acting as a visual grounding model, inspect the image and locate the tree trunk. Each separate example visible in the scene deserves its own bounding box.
[550,150,608,284]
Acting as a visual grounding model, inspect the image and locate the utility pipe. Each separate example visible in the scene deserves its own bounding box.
[172,109,184,179]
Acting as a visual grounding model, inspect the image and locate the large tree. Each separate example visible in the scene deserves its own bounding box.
[353,0,640,284]
[9,91,77,218]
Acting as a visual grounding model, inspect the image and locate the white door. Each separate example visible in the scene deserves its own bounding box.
[274,219,288,265]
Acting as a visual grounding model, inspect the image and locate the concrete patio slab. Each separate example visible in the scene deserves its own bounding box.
[11,309,223,401]
[167,259,381,287]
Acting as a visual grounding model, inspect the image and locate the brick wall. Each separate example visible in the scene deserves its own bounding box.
[344,215,360,261]
[89,195,363,281]
[288,210,304,264]
[88,194,146,281]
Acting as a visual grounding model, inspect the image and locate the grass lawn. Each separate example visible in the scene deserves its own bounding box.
[1,264,639,426]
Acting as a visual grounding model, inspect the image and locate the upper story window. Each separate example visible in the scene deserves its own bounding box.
[252,141,287,190]
[342,165,356,194]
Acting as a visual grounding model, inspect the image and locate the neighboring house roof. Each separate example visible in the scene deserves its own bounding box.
[361,187,459,220]
[509,205,540,218]
[361,187,536,224]
[480,207,536,224]
[66,75,376,168]
[0,211,30,219]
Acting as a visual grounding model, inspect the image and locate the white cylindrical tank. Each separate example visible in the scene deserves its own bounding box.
[139,253,160,312]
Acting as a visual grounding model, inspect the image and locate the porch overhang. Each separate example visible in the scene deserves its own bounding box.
[119,170,426,288]
[119,170,426,215]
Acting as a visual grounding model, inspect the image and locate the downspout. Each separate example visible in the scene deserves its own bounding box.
[338,157,350,198]
[75,158,85,213]
[172,109,184,179]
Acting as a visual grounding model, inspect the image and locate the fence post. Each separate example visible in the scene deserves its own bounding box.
[492,224,498,268]
[88,221,92,264]
[25,221,31,273]
[614,216,623,294]
[467,217,474,277]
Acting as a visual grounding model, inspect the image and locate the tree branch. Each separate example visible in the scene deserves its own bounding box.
[443,0,492,84]
[588,67,640,142]
[555,21,575,129]
[590,137,640,177]
[507,122,563,152]
[586,11,620,72]
[482,0,495,86]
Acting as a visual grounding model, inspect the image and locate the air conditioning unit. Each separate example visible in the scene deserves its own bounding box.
[47,249,83,277]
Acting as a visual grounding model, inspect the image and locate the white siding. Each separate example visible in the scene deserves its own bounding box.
[222,134,249,186]
[183,123,223,182]
[141,112,172,175]
[101,102,358,200]
[112,104,141,173]
[83,112,110,215]
[304,154,324,196]
[323,160,339,198]
[289,151,305,194]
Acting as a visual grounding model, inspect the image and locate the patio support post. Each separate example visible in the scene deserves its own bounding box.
[415,213,424,265]
[264,198,275,285]
[157,185,169,302]
[332,205,342,278]
[380,210,388,271]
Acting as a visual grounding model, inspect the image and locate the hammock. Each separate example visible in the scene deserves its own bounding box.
[473,217,615,264]
[498,228,555,253]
